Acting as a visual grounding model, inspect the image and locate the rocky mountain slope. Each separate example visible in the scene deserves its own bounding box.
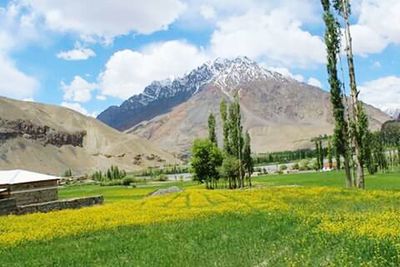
[98,57,390,156]
[0,97,178,175]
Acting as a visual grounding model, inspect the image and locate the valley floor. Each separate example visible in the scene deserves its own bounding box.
[1,171,400,266]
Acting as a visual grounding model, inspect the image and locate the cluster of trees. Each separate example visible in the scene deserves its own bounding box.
[131,165,190,177]
[92,165,127,181]
[322,0,370,188]
[191,96,253,189]
[253,149,320,165]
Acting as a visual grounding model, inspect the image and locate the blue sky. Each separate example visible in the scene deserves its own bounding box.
[0,0,399,117]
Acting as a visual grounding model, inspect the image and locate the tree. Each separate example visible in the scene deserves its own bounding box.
[220,155,240,189]
[319,139,324,169]
[228,95,244,188]
[220,99,230,154]
[243,131,254,187]
[208,113,217,146]
[191,139,223,189]
[335,0,369,189]
[327,137,333,169]
[321,0,353,187]
[314,140,321,170]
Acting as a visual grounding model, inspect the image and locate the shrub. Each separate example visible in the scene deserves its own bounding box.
[122,177,136,186]
[292,163,300,170]
[155,174,168,182]
[280,164,288,171]
[299,159,310,171]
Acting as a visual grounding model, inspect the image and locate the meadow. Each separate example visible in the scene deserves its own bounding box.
[0,170,400,266]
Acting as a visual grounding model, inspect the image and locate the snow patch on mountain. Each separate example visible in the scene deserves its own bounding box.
[383,107,400,119]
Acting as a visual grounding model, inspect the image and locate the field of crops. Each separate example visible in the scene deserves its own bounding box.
[1,171,400,266]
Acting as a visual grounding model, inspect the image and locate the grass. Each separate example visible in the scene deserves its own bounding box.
[1,170,400,266]
[255,169,400,189]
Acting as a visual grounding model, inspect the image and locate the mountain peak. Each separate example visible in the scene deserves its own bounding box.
[97,57,288,130]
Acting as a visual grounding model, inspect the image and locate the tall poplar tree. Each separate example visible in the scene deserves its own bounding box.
[243,131,253,187]
[220,99,230,154]
[335,0,369,189]
[321,0,353,187]
[208,113,217,146]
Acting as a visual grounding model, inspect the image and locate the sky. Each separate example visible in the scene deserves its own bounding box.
[0,0,399,117]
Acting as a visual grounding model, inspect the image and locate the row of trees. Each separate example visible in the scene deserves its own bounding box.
[191,96,254,189]
[92,165,127,181]
[312,120,400,175]
[322,0,369,188]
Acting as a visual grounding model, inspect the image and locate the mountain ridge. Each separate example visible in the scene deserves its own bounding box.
[0,97,178,175]
[98,57,390,156]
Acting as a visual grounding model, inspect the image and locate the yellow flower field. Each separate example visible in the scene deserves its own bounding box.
[1,186,400,247]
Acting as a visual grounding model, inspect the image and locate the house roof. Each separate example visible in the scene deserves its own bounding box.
[0,170,59,185]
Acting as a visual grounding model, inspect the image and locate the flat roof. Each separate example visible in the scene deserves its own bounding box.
[0,170,59,185]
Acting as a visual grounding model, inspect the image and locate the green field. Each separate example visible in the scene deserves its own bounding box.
[1,170,400,266]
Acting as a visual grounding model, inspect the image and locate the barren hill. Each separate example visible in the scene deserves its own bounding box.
[0,97,178,175]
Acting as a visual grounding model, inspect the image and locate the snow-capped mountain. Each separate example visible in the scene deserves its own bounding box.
[97,57,286,130]
[383,107,400,120]
[98,57,390,156]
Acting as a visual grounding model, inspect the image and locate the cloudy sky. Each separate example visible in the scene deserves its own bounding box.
[0,0,399,116]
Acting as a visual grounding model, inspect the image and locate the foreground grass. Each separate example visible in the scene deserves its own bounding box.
[1,212,398,267]
[1,170,400,266]
[256,169,400,189]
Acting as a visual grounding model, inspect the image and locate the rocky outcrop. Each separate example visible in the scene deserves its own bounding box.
[0,119,86,147]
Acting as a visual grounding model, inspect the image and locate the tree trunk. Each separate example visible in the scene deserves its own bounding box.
[341,0,365,189]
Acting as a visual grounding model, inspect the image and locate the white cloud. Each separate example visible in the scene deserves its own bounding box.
[98,40,208,99]
[359,76,400,111]
[96,95,107,101]
[350,0,400,55]
[349,24,388,56]
[57,48,95,61]
[26,0,186,42]
[0,2,40,100]
[61,76,97,103]
[0,55,39,99]
[200,5,216,20]
[61,102,97,117]
[266,66,304,82]
[307,77,322,88]
[210,8,325,68]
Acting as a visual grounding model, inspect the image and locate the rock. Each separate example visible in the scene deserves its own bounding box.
[0,118,86,147]
[149,186,182,196]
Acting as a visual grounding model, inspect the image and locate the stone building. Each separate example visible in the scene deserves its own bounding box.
[0,169,59,206]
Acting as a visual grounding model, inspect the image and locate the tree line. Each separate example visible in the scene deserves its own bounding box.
[311,120,400,174]
[191,96,253,189]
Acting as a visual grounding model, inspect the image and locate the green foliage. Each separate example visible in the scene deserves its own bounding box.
[92,166,127,182]
[208,113,217,146]
[220,99,230,154]
[327,138,333,169]
[191,139,223,189]
[254,149,318,165]
[243,131,253,186]
[280,164,288,171]
[321,0,352,186]
[63,169,72,177]
[155,174,168,182]
[220,155,240,186]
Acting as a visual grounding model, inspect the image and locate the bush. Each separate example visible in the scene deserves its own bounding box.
[155,174,168,182]
[63,169,72,177]
[299,159,310,171]
[292,163,300,170]
[280,164,288,171]
[122,177,136,186]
